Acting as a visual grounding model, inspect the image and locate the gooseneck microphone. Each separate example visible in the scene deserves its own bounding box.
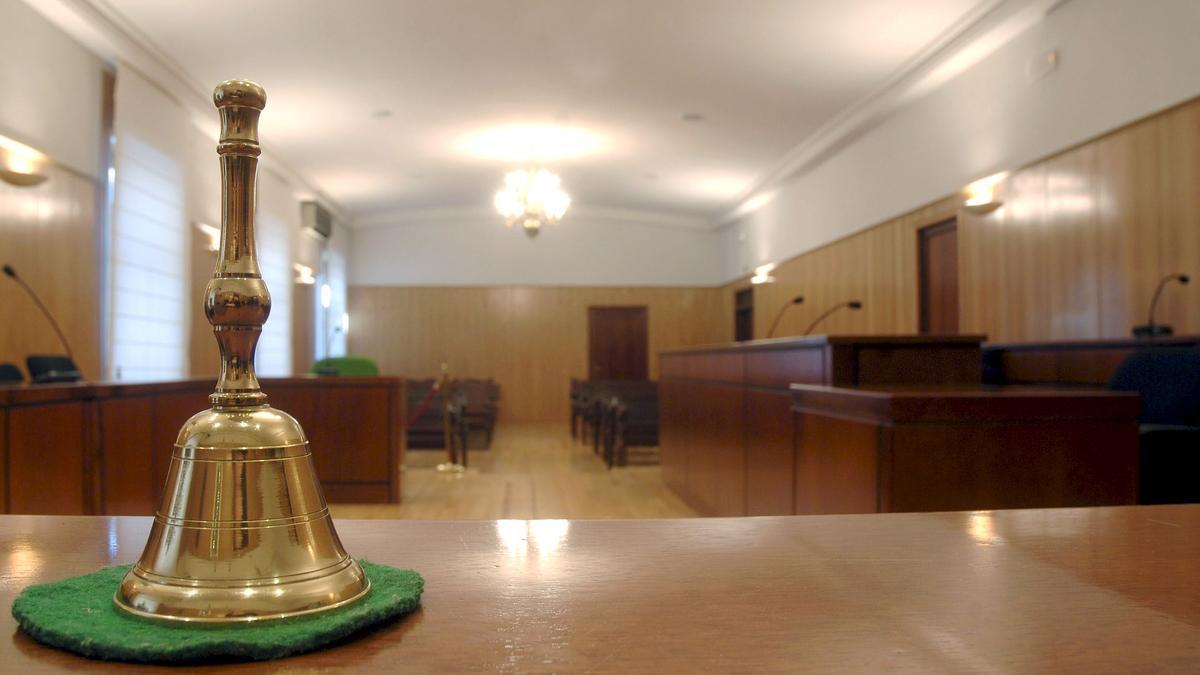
[803,300,863,336]
[766,295,804,338]
[3,264,77,367]
[1133,273,1190,338]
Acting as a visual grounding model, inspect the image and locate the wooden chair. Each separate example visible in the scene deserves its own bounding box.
[445,388,471,467]
[569,378,586,439]
[600,381,659,468]
[405,378,445,449]
[613,386,659,467]
[457,378,498,447]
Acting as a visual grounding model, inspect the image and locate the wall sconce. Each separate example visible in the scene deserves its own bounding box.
[750,262,776,285]
[293,263,316,284]
[195,222,221,252]
[340,312,350,334]
[963,171,1008,214]
[0,134,49,187]
[320,283,332,309]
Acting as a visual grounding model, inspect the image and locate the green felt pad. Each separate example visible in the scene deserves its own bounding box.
[11,561,423,663]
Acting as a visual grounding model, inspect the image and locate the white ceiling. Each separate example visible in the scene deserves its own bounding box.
[94,0,986,225]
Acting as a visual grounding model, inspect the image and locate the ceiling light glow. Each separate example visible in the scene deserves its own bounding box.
[458,124,605,163]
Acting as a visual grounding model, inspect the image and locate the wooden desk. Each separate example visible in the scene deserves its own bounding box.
[3,508,1199,671]
[659,335,984,516]
[0,376,405,515]
[983,335,1200,386]
[791,385,1141,513]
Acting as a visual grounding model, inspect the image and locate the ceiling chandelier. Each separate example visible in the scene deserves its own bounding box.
[493,168,570,238]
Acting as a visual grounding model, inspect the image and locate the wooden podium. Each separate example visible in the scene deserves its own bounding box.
[659,335,984,516]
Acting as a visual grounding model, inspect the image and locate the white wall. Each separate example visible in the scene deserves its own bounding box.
[350,211,723,287]
[723,0,1200,280]
[0,0,105,178]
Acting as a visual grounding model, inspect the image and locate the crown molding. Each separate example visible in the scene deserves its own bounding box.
[718,0,1063,225]
[21,0,350,225]
[353,204,713,232]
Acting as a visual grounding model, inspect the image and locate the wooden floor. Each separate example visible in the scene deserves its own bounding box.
[329,423,698,520]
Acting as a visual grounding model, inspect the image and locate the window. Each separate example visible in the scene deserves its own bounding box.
[108,68,189,381]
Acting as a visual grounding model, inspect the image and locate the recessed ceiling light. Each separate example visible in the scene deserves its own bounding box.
[680,112,705,122]
[372,109,393,119]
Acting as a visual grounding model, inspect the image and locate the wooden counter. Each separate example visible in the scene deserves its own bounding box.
[983,335,1200,386]
[791,385,1141,513]
[3,507,1200,671]
[659,335,984,516]
[0,376,405,514]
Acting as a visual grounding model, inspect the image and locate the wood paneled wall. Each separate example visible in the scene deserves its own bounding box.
[960,98,1200,342]
[0,165,102,380]
[348,287,729,421]
[735,96,1200,344]
[744,198,959,340]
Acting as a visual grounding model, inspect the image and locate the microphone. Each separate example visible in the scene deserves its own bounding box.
[766,295,804,338]
[3,264,79,372]
[803,300,863,336]
[1133,273,1190,338]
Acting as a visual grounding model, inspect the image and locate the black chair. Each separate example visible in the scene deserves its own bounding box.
[1109,347,1200,504]
[0,363,24,385]
[25,355,81,384]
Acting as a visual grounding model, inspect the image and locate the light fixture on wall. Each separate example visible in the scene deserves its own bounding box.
[293,263,316,285]
[962,171,1008,214]
[0,134,49,187]
[750,263,776,285]
[493,168,570,238]
[194,222,221,252]
[320,283,332,309]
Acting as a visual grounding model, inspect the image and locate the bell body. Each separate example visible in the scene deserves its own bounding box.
[115,406,370,622]
[114,79,369,622]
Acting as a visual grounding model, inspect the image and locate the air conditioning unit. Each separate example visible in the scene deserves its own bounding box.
[301,201,334,239]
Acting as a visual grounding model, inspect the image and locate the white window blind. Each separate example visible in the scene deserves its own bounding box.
[108,67,190,381]
[255,170,295,376]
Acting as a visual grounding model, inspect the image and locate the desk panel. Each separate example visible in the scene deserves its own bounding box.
[792,385,1141,513]
[7,402,89,514]
[0,377,406,514]
[744,390,794,515]
[99,397,155,515]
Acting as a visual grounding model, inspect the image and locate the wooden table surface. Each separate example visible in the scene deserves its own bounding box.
[4,507,1200,672]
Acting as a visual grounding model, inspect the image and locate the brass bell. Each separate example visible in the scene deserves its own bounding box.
[114,80,370,622]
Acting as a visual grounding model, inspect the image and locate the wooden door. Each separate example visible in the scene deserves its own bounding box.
[919,219,959,334]
[588,307,648,380]
[734,288,754,341]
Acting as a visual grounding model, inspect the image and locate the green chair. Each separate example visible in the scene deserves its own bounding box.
[310,356,380,376]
